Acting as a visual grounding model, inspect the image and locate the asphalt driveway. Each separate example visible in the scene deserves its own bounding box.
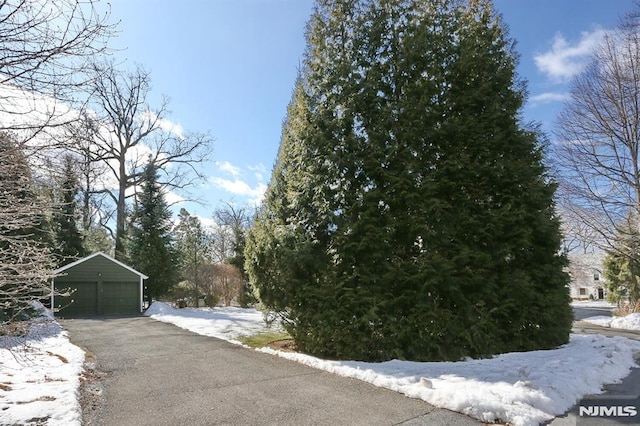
[62,316,480,426]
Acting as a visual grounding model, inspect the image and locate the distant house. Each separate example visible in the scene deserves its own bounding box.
[567,252,606,300]
[51,252,148,317]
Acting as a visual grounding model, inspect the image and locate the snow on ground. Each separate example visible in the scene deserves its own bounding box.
[0,306,85,426]
[571,299,640,330]
[570,300,616,309]
[147,302,640,426]
[583,313,640,330]
[260,335,640,426]
[3,301,639,426]
[144,301,282,344]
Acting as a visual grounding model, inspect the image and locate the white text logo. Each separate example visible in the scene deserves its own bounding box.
[579,405,638,417]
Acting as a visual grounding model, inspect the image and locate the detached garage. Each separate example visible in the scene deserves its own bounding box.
[52,252,148,318]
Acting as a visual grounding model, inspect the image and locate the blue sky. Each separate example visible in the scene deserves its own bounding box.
[105,0,635,222]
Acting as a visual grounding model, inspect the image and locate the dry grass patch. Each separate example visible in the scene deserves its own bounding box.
[239,332,296,352]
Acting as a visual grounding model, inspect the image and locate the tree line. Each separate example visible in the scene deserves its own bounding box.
[5,0,640,364]
[2,126,255,318]
[0,0,114,327]
[0,0,251,328]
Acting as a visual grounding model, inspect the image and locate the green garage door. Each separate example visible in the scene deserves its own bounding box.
[56,282,98,317]
[101,282,139,315]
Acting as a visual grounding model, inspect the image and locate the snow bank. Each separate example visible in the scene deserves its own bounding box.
[0,308,85,426]
[583,313,640,330]
[259,335,640,426]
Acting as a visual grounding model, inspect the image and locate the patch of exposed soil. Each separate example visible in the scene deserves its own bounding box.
[77,361,106,425]
[23,416,50,425]
[266,339,297,352]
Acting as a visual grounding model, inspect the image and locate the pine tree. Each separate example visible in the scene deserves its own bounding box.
[247,0,571,361]
[52,155,85,266]
[128,160,178,304]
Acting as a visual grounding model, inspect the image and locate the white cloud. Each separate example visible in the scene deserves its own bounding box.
[210,177,267,204]
[529,91,570,105]
[534,28,606,82]
[248,163,267,181]
[138,110,185,139]
[0,83,78,144]
[216,161,242,177]
[164,189,186,206]
[208,161,268,204]
[198,216,218,231]
[158,118,185,140]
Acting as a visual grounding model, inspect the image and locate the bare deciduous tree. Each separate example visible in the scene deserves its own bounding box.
[209,221,234,264]
[213,263,243,307]
[211,202,252,261]
[0,134,56,331]
[75,62,213,258]
[212,202,256,306]
[0,0,115,139]
[556,187,602,254]
[0,0,116,329]
[555,9,640,254]
[62,113,114,242]
[200,263,243,307]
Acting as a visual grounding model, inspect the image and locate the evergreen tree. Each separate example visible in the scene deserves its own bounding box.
[246,77,329,321]
[174,208,211,307]
[231,229,256,307]
[128,160,178,304]
[247,0,571,361]
[0,134,56,324]
[52,155,85,266]
[228,215,257,307]
[82,225,114,255]
[603,218,640,309]
[430,0,572,354]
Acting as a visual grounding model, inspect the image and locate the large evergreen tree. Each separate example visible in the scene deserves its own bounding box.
[246,0,571,361]
[128,160,178,304]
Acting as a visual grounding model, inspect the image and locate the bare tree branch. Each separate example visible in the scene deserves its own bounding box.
[0,0,117,142]
[0,134,56,330]
[554,11,640,258]
[0,0,117,329]
[66,61,213,258]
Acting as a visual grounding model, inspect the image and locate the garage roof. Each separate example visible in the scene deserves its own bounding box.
[55,252,149,279]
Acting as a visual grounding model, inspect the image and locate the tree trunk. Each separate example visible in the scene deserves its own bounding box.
[115,158,127,259]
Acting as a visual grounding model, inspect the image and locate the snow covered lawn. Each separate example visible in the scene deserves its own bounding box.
[144,301,283,344]
[0,310,85,426]
[146,302,640,426]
